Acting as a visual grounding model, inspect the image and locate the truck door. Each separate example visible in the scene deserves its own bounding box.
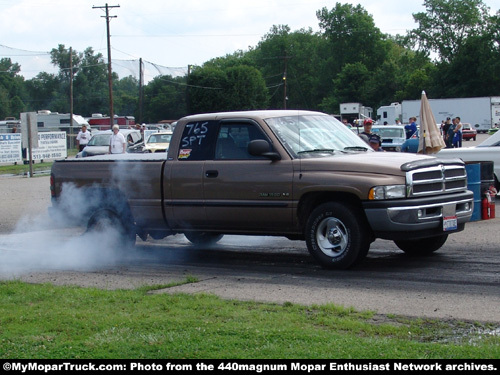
[203,120,295,232]
[166,120,217,229]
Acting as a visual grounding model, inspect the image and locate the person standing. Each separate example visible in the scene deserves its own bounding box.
[405,117,417,139]
[109,125,126,154]
[452,116,463,148]
[360,118,381,146]
[76,124,91,152]
[443,117,453,148]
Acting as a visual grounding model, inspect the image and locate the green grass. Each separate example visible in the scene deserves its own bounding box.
[0,280,498,359]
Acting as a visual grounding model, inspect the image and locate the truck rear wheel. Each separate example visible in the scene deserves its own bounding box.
[394,234,448,255]
[86,209,136,248]
[184,232,224,245]
[305,202,370,269]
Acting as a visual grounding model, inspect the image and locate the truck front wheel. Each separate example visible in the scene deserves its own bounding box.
[394,234,448,255]
[305,202,370,269]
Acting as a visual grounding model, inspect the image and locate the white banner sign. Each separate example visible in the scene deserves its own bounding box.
[0,133,23,163]
[27,132,67,161]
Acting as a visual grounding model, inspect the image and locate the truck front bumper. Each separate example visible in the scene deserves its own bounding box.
[362,190,474,240]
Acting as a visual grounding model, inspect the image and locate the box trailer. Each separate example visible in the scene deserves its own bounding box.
[401,97,498,133]
[377,102,402,124]
[340,102,373,126]
[36,110,89,132]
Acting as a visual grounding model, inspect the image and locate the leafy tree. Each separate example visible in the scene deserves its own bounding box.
[24,72,61,111]
[188,64,267,114]
[320,62,370,114]
[0,58,26,118]
[316,3,385,73]
[410,0,490,62]
[114,75,139,117]
[142,75,188,122]
[247,25,326,110]
[50,44,82,80]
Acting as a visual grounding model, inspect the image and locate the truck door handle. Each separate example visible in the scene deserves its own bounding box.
[205,170,219,178]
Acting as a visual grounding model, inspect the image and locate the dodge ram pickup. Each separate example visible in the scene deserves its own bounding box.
[50,110,474,269]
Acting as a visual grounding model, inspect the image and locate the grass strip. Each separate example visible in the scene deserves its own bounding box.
[0,280,499,359]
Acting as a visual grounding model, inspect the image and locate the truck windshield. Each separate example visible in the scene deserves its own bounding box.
[264,114,372,158]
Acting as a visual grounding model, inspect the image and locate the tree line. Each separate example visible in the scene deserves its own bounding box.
[1,0,499,123]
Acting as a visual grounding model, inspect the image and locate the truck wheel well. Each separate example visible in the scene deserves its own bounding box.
[84,187,135,231]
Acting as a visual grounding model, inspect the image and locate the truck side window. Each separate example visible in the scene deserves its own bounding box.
[215,123,268,160]
[178,121,218,161]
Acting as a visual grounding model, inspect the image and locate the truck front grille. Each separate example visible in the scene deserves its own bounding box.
[407,164,468,197]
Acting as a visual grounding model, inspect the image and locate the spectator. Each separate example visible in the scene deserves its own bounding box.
[76,124,91,152]
[452,116,463,148]
[109,125,126,154]
[443,117,453,148]
[360,118,381,147]
[369,134,384,151]
[405,117,417,139]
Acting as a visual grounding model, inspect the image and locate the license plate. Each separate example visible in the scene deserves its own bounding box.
[443,215,458,231]
[442,204,457,231]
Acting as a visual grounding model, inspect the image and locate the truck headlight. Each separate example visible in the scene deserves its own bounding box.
[369,185,406,200]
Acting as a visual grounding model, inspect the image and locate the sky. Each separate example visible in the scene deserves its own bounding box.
[1,0,500,81]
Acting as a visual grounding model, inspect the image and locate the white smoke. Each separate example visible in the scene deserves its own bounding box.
[0,177,137,278]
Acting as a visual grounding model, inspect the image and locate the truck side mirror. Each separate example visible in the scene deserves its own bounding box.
[248,140,281,161]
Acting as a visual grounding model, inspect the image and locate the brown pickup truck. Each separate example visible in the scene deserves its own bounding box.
[50,110,473,269]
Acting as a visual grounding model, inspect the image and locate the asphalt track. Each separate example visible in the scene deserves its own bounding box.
[0,174,499,323]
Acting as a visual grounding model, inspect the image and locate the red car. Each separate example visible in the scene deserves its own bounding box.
[462,123,477,141]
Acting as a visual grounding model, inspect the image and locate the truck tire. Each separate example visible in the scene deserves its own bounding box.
[394,234,448,255]
[305,202,370,269]
[86,209,136,248]
[184,232,224,245]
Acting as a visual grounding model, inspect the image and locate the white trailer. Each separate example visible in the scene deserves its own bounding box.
[401,97,498,133]
[340,102,373,125]
[35,110,89,132]
[376,102,401,124]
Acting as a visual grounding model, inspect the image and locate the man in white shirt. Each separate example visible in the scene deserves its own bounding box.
[109,125,126,154]
[76,124,91,152]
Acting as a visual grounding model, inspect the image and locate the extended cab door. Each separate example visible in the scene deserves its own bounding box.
[165,120,216,228]
[203,120,295,232]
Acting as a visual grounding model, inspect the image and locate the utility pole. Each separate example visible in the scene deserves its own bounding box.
[281,51,292,109]
[69,47,74,149]
[139,58,143,124]
[93,3,120,128]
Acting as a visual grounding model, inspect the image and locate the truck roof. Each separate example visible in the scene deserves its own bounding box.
[180,110,326,122]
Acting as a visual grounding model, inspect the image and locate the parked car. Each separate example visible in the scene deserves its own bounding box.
[143,131,173,153]
[437,129,500,190]
[371,125,406,151]
[76,129,143,158]
[461,123,477,141]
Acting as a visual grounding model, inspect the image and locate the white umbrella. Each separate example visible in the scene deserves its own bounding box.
[417,91,445,154]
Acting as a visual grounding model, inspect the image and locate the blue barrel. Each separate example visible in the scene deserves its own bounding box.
[465,163,481,221]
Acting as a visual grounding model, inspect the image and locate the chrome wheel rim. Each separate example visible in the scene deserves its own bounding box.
[316,217,348,258]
